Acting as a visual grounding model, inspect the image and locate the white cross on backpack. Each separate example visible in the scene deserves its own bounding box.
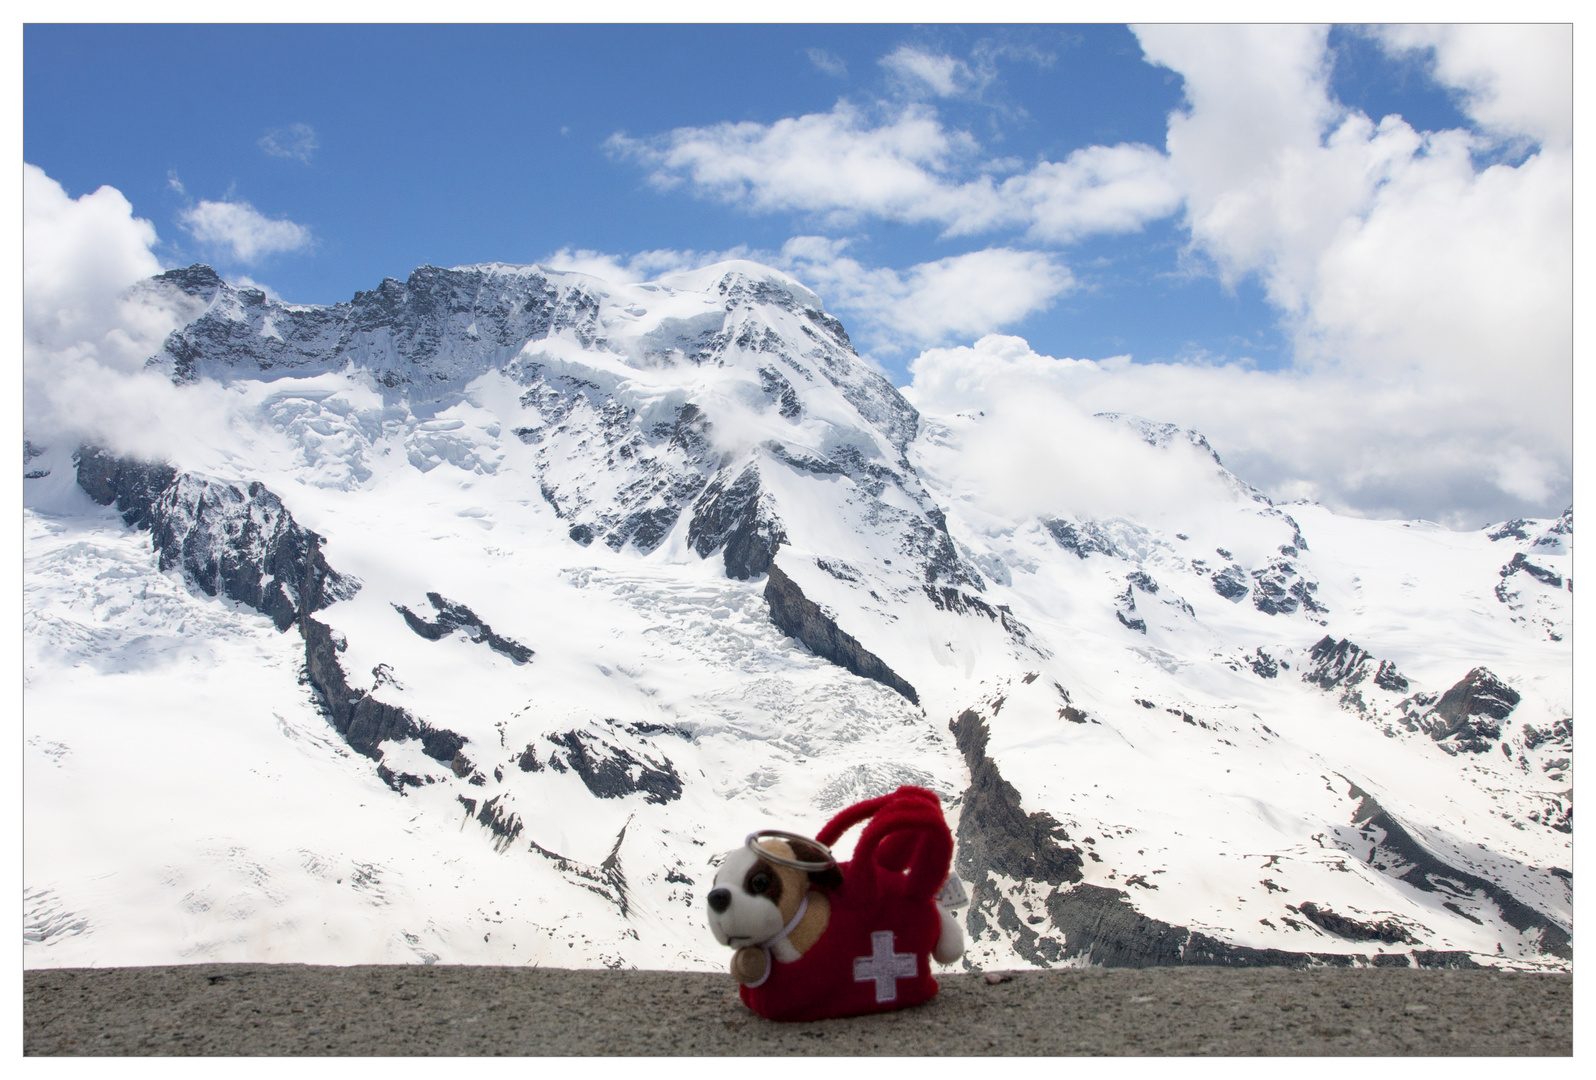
[853,930,918,1002]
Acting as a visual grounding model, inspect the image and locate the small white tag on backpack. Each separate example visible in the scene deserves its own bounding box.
[935,873,969,910]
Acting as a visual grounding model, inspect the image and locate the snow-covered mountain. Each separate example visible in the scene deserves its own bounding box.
[23,259,1571,972]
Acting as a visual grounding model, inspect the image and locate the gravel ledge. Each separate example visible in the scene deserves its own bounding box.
[24,964,1571,1056]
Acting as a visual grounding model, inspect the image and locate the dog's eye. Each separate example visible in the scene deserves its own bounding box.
[749,872,772,894]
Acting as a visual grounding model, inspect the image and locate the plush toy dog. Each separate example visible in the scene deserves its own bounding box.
[706,785,966,1022]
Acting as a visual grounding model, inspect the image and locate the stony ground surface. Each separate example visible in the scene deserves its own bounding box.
[23,964,1571,1056]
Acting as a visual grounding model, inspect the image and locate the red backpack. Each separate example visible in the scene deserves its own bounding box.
[738,785,954,1022]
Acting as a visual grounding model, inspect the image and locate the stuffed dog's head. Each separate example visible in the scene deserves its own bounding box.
[705,838,841,949]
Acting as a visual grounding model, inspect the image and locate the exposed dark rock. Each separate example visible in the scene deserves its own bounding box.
[950,709,1084,889]
[395,592,533,663]
[23,439,50,478]
[1301,636,1409,695]
[74,446,178,532]
[1042,518,1119,560]
[528,820,632,917]
[1045,884,1358,968]
[375,763,426,792]
[75,446,359,632]
[687,465,786,580]
[758,365,803,420]
[75,447,473,775]
[1424,668,1520,752]
[923,586,1043,653]
[1250,558,1326,616]
[302,617,467,764]
[1344,780,1570,960]
[1113,583,1147,634]
[1211,565,1249,601]
[949,707,1083,968]
[1500,551,1563,589]
[1126,571,1158,593]
[1487,519,1532,542]
[1293,902,1420,944]
[545,731,682,805]
[1249,649,1279,679]
[1409,950,1485,969]
[1522,717,1572,751]
[473,795,524,853]
[1116,610,1148,634]
[764,564,918,704]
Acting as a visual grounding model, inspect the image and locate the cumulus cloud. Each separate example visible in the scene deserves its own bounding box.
[25,164,162,358]
[1374,25,1572,149]
[1134,23,1571,450]
[609,100,1178,241]
[23,165,269,465]
[782,238,1072,352]
[259,122,319,163]
[178,199,313,264]
[906,335,1569,528]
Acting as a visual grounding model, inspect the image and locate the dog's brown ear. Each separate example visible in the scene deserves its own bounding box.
[789,838,842,889]
[808,864,843,890]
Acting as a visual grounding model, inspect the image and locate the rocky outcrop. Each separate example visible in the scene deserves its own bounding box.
[686,465,786,579]
[1042,517,1119,560]
[301,616,465,766]
[149,262,596,390]
[395,592,533,663]
[1211,564,1249,601]
[75,446,358,631]
[764,563,918,704]
[1302,636,1410,694]
[76,446,467,776]
[1292,902,1420,945]
[543,730,682,805]
[1042,884,1471,969]
[1345,781,1570,960]
[1250,557,1327,617]
[1423,668,1520,753]
[949,707,1083,967]
[1498,551,1564,592]
[950,709,1084,887]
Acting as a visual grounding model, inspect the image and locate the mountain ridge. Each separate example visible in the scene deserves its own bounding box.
[24,258,1571,973]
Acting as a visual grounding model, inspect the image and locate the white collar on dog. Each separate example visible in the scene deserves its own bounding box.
[745,892,809,990]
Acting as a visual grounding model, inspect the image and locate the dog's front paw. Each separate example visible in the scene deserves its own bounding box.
[730,946,768,985]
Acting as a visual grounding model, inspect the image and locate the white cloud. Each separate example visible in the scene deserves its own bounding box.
[537,237,1070,356]
[178,200,313,264]
[906,335,1569,528]
[1001,143,1180,243]
[807,48,847,79]
[782,238,1072,352]
[880,46,974,98]
[542,245,749,283]
[610,100,1178,242]
[24,164,162,358]
[1374,25,1572,149]
[22,165,266,465]
[1134,23,1571,451]
[259,122,319,163]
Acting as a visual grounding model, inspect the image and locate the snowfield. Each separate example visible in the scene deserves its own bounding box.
[23,259,1571,972]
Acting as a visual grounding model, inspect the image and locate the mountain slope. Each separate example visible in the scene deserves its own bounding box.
[23,259,1571,971]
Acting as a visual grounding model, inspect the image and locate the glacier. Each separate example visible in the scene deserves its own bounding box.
[23,259,1571,972]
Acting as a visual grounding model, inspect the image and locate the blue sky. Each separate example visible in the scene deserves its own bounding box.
[23,23,1470,376]
[22,22,1574,525]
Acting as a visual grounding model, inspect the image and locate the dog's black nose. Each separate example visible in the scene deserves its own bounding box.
[707,887,731,914]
